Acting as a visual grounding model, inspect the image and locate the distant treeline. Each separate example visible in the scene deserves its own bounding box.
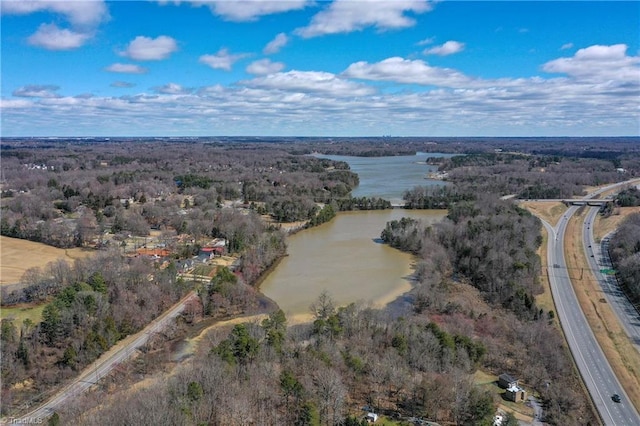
[436,152,638,199]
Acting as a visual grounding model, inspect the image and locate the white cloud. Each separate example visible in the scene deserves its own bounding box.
[3,72,638,136]
[3,46,638,137]
[12,85,60,98]
[0,98,34,109]
[199,49,249,71]
[1,0,109,27]
[416,37,435,46]
[343,57,472,88]
[153,83,192,94]
[209,0,309,21]
[121,36,178,61]
[105,63,148,74]
[246,59,285,75]
[296,0,432,38]
[3,0,108,50]
[542,44,640,82]
[111,81,136,88]
[240,70,375,97]
[561,43,574,50]
[423,40,465,56]
[157,0,309,21]
[264,33,289,54]
[27,23,90,50]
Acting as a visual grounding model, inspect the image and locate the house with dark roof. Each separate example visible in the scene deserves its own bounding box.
[498,373,517,389]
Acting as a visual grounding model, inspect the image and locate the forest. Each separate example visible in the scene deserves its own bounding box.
[609,212,640,308]
[1,136,639,425]
[54,196,594,425]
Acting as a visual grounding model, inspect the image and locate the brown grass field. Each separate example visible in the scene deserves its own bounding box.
[520,201,568,227]
[0,236,93,285]
[1,303,46,324]
[594,207,640,242]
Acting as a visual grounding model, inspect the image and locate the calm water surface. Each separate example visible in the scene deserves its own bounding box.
[261,209,446,323]
[261,153,452,322]
[315,152,453,204]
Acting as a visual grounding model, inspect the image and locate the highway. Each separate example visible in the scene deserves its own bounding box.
[10,291,197,422]
[583,207,640,351]
[541,179,640,425]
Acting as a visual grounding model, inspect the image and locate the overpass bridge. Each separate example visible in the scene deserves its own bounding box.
[561,199,611,206]
[519,198,612,207]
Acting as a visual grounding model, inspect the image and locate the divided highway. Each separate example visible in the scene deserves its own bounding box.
[583,207,640,351]
[540,179,640,425]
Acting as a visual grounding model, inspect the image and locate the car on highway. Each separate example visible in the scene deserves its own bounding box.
[612,394,621,403]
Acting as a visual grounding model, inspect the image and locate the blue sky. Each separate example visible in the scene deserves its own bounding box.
[1,0,639,137]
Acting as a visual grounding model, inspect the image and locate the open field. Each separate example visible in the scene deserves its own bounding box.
[473,370,535,423]
[0,236,94,285]
[565,210,640,413]
[0,303,45,324]
[520,203,564,318]
[594,206,640,241]
[520,201,568,227]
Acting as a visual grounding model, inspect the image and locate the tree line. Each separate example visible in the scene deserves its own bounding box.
[1,250,186,414]
[379,195,593,424]
[0,140,401,254]
[609,212,640,308]
[436,153,638,199]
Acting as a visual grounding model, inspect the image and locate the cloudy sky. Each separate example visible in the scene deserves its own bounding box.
[1,0,639,137]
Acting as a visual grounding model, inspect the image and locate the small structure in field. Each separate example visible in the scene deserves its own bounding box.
[505,383,527,402]
[365,412,378,423]
[498,373,527,402]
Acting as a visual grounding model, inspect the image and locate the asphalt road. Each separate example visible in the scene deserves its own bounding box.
[541,180,640,425]
[583,207,640,351]
[12,291,197,422]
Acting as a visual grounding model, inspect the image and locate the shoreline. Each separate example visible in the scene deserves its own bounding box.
[251,209,439,325]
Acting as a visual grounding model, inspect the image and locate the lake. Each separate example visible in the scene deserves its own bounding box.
[260,153,452,323]
[314,152,452,204]
[260,209,446,324]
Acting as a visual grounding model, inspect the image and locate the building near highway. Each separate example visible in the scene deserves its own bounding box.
[498,373,527,402]
[498,373,517,389]
[505,383,527,402]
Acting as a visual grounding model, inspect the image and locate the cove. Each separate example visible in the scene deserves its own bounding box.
[260,209,446,324]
